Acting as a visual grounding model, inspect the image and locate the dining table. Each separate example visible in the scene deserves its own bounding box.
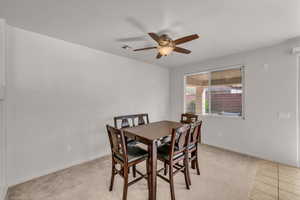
[123,120,183,200]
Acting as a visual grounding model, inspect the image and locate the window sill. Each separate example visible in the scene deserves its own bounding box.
[199,114,245,120]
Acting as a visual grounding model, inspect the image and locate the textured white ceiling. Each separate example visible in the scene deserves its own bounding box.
[1,0,300,68]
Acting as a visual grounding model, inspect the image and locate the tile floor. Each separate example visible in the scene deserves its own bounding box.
[249,160,300,200]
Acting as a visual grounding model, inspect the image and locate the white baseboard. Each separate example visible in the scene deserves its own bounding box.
[9,151,110,186]
[204,142,298,167]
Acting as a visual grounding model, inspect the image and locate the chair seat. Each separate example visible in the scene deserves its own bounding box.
[116,146,148,163]
[156,136,171,147]
[188,143,196,150]
[157,144,183,161]
[127,139,138,146]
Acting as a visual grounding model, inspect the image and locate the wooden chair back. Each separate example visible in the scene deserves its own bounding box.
[190,120,202,145]
[114,113,149,129]
[169,124,191,158]
[180,113,198,124]
[137,113,149,126]
[106,125,128,162]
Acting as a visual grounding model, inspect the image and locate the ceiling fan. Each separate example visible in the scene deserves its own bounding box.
[133,33,199,59]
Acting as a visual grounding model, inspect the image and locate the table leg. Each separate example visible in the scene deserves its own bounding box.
[148,141,157,200]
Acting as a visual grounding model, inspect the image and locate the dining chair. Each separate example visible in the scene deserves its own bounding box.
[188,120,202,184]
[156,125,191,200]
[113,113,150,177]
[180,113,198,124]
[106,125,149,200]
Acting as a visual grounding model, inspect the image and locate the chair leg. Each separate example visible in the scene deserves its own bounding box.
[169,163,175,200]
[195,151,201,175]
[146,159,150,192]
[133,165,136,178]
[122,166,129,200]
[109,159,116,191]
[185,158,192,187]
[191,151,196,169]
[183,165,190,189]
[164,161,168,175]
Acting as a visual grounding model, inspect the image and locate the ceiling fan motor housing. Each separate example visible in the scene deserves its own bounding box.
[159,34,173,46]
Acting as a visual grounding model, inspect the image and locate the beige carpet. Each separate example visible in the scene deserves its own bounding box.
[8,145,259,200]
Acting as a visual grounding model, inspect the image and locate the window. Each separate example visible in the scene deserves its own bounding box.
[184,66,244,117]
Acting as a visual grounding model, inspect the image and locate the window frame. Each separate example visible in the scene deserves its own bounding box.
[183,65,245,119]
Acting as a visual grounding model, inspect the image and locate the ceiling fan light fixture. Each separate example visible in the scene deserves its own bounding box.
[158,46,174,56]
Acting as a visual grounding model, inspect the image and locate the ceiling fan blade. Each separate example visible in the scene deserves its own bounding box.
[148,33,160,43]
[157,28,174,36]
[174,47,191,54]
[133,47,157,51]
[116,35,148,42]
[156,53,162,59]
[174,34,199,45]
[126,17,148,33]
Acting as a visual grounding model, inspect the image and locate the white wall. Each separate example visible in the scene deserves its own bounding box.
[6,26,170,186]
[0,19,7,200]
[170,38,300,167]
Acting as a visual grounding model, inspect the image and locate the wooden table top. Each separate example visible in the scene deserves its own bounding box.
[123,120,183,142]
